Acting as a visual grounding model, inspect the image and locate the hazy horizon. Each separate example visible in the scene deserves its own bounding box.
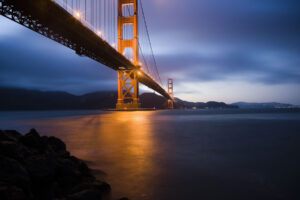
[1,86,299,106]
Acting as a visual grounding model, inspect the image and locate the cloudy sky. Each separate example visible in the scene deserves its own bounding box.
[0,0,300,104]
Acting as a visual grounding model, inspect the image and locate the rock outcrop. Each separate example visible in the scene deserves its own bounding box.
[0,129,124,200]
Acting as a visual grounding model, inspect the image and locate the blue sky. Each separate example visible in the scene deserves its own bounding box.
[0,0,300,104]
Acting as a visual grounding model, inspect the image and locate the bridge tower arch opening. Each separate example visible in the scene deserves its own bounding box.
[116,0,140,109]
[168,78,174,109]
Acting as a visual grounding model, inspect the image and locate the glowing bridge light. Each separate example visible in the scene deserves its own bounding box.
[112,43,116,48]
[97,30,102,37]
[75,11,81,18]
[137,71,142,76]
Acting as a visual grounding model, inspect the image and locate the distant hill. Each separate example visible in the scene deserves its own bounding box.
[0,87,81,110]
[0,87,240,110]
[0,87,168,110]
[140,93,167,109]
[175,98,239,109]
[231,102,297,109]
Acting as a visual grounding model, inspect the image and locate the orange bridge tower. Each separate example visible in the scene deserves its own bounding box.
[116,0,140,109]
[168,78,174,109]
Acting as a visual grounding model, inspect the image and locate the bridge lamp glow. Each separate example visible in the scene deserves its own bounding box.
[112,43,116,48]
[137,71,142,76]
[97,31,102,37]
[75,11,81,19]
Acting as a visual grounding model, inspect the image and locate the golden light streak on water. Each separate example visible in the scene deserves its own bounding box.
[21,111,161,199]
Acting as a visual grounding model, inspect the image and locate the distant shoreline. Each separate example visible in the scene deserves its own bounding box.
[1,87,298,110]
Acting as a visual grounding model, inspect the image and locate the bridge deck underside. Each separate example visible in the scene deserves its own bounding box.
[0,0,170,99]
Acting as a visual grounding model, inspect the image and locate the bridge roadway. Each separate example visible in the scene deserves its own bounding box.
[0,0,171,99]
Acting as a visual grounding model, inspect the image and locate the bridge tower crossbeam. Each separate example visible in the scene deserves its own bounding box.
[116,0,140,109]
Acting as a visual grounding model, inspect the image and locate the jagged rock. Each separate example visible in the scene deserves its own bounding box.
[66,189,103,200]
[0,140,25,162]
[0,129,119,200]
[24,154,58,200]
[0,182,27,200]
[0,130,12,142]
[71,181,111,196]
[0,130,22,142]
[55,158,84,194]
[47,136,66,152]
[68,156,91,177]
[25,155,57,182]
[19,129,43,151]
[0,155,31,195]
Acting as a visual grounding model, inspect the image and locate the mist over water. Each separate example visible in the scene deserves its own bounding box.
[0,109,300,200]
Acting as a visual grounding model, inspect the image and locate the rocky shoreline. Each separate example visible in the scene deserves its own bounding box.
[0,129,128,200]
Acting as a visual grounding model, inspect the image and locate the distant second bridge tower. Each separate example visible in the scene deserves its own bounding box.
[116,0,140,109]
[168,78,174,109]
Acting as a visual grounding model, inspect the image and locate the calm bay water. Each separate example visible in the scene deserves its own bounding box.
[0,109,300,200]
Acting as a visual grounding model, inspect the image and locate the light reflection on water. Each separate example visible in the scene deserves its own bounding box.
[15,111,160,199]
[1,110,300,200]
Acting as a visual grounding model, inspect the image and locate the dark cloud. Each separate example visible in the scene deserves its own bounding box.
[0,31,117,94]
[146,0,300,53]
[157,48,300,84]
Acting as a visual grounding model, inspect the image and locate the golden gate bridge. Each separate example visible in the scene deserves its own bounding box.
[0,0,174,109]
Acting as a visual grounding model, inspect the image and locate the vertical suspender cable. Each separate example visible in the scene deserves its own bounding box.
[85,0,86,25]
[104,0,106,40]
[91,0,94,30]
[99,1,103,33]
[109,0,111,43]
[127,4,150,75]
[113,0,115,46]
[139,0,162,85]
[96,0,98,32]
[111,0,113,45]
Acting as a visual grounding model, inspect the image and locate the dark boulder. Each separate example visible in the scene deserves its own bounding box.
[55,158,84,194]
[47,136,66,152]
[0,156,31,195]
[0,130,22,142]
[68,156,91,176]
[25,155,57,182]
[0,129,121,200]
[0,140,26,162]
[66,189,103,200]
[0,182,27,200]
[24,155,58,200]
[71,181,111,197]
[19,129,43,151]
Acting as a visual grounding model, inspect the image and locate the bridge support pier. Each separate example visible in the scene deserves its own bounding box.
[116,69,140,109]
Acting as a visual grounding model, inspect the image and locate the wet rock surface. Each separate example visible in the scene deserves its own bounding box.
[0,129,127,200]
